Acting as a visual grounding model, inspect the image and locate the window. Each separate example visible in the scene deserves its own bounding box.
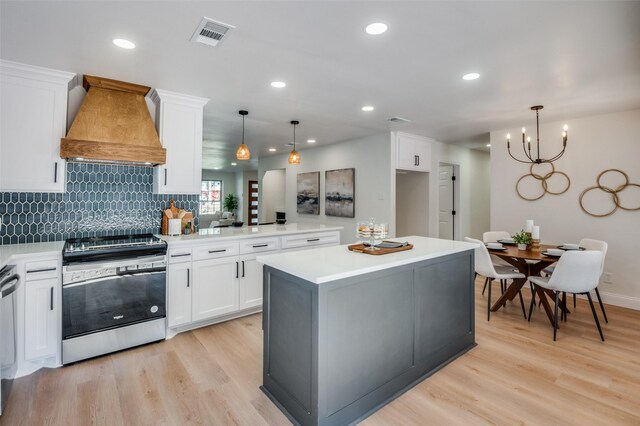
[200,180,222,214]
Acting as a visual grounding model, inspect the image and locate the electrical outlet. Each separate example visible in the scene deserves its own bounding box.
[603,272,613,284]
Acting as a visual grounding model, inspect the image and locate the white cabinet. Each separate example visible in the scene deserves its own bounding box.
[150,89,209,195]
[0,60,75,192]
[192,257,239,321]
[167,262,192,327]
[396,132,432,172]
[23,259,60,363]
[24,277,58,361]
[239,255,264,310]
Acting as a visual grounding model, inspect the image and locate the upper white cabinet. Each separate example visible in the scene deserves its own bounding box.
[0,60,76,192]
[150,89,209,195]
[396,132,432,172]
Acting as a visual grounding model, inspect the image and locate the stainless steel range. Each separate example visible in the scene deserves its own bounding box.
[62,234,167,364]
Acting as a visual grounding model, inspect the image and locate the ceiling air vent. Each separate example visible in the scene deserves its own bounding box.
[388,116,411,124]
[190,17,235,47]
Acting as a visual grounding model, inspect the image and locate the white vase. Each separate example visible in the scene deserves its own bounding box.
[517,243,528,250]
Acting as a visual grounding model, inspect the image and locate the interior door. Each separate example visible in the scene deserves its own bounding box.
[248,180,259,225]
[438,165,454,240]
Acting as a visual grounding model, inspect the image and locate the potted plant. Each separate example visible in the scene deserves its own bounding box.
[223,193,240,223]
[512,230,532,250]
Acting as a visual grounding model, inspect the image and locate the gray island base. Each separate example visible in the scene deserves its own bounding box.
[258,237,476,426]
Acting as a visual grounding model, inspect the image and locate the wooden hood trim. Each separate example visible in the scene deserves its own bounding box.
[61,75,166,165]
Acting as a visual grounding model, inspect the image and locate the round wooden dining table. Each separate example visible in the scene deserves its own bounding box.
[488,244,568,326]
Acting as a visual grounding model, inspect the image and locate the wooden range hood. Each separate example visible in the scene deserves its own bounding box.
[61,75,166,165]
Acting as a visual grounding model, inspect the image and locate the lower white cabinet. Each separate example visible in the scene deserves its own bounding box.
[167,262,192,327]
[24,277,58,361]
[166,231,341,331]
[239,256,264,310]
[192,257,239,321]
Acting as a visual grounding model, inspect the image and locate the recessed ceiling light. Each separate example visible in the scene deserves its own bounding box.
[113,38,135,49]
[486,144,491,147]
[270,81,286,88]
[462,72,480,81]
[362,106,375,112]
[307,139,316,144]
[231,162,237,166]
[268,148,276,152]
[365,23,387,35]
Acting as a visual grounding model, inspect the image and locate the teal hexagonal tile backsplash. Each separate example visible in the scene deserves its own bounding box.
[0,163,199,244]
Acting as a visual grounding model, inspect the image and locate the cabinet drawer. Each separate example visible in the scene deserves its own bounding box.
[169,248,192,264]
[192,242,239,261]
[25,259,59,281]
[240,237,280,254]
[281,231,340,250]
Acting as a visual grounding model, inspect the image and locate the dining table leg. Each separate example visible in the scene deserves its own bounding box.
[536,285,558,328]
[491,277,526,311]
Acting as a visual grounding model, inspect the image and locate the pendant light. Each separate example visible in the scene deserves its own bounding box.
[236,110,250,161]
[288,120,300,165]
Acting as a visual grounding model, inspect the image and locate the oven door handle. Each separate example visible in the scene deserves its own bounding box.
[64,255,167,272]
[63,270,166,288]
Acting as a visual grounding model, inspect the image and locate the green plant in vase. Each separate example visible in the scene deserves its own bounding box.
[512,230,532,250]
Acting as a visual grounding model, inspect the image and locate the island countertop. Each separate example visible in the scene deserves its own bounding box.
[257,236,479,284]
[160,223,343,246]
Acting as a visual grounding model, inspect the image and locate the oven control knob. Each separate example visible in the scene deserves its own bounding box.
[150,305,159,313]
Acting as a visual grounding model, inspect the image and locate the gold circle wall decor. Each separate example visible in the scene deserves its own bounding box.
[579,169,640,217]
[516,162,571,201]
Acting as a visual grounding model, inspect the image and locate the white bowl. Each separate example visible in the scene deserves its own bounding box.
[487,243,503,249]
[562,243,579,250]
[547,249,565,256]
[501,238,515,243]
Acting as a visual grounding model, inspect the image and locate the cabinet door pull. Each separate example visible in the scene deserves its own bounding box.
[242,261,245,278]
[27,267,57,274]
[54,162,58,183]
[252,244,268,248]
[50,287,54,310]
[171,253,190,258]
[208,249,227,254]
[236,262,239,279]
[417,155,420,166]
[187,268,190,287]
[164,168,168,186]
[307,238,320,242]
[414,155,418,166]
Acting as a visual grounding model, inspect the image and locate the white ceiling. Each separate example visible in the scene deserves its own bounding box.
[2,1,639,171]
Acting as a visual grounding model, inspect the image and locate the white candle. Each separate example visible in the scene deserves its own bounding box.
[532,225,540,240]
[525,220,534,232]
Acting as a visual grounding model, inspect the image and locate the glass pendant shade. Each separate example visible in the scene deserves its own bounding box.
[288,149,300,164]
[236,143,250,160]
[236,110,250,160]
[288,120,300,165]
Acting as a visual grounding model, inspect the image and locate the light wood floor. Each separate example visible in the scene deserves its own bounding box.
[3,277,640,425]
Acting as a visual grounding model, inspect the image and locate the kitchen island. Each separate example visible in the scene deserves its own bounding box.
[257,236,478,426]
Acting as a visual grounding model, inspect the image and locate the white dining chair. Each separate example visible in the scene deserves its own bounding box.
[465,237,526,321]
[528,250,604,341]
[482,231,512,294]
[543,238,609,322]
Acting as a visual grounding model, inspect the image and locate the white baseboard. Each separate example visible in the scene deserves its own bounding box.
[598,291,640,311]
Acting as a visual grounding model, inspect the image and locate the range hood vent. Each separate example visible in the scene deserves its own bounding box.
[61,75,166,165]
[190,17,235,47]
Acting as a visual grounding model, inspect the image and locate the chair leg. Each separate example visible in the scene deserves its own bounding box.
[530,282,536,305]
[562,292,567,322]
[482,277,489,295]
[518,287,527,319]
[500,279,505,295]
[573,293,576,308]
[553,291,559,341]
[586,292,605,342]
[594,287,608,323]
[528,283,536,322]
[487,279,493,321]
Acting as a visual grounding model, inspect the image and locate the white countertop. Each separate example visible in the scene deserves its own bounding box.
[160,223,343,246]
[257,236,479,284]
[0,241,64,269]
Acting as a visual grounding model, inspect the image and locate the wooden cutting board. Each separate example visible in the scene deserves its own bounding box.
[161,199,194,235]
[347,242,414,255]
